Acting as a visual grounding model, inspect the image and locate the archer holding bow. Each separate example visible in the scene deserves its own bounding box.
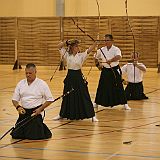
[53,39,98,122]
[93,34,131,110]
[121,52,148,100]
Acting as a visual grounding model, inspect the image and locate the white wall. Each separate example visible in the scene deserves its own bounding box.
[0,0,55,17]
[65,0,160,16]
[0,0,160,17]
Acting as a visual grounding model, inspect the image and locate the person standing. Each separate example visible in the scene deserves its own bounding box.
[121,52,148,100]
[11,63,54,139]
[94,34,131,110]
[53,39,98,122]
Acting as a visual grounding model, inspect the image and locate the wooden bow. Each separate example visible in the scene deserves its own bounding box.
[125,0,136,82]
[0,88,74,140]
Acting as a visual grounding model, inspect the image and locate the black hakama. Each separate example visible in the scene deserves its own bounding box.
[125,82,148,100]
[10,107,52,140]
[95,65,127,107]
[59,69,95,120]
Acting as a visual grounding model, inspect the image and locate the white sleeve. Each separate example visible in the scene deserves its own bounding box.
[94,49,101,59]
[140,63,147,71]
[81,50,88,63]
[121,64,127,74]
[12,82,21,102]
[59,47,67,59]
[115,47,122,57]
[42,81,54,102]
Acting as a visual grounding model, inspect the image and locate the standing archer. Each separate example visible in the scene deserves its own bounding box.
[93,34,131,110]
[53,39,98,122]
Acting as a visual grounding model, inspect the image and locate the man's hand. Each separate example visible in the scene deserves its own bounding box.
[33,107,43,116]
[106,59,112,65]
[133,60,138,66]
[122,79,128,85]
[16,105,26,114]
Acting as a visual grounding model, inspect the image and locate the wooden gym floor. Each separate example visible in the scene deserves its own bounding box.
[0,65,160,160]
